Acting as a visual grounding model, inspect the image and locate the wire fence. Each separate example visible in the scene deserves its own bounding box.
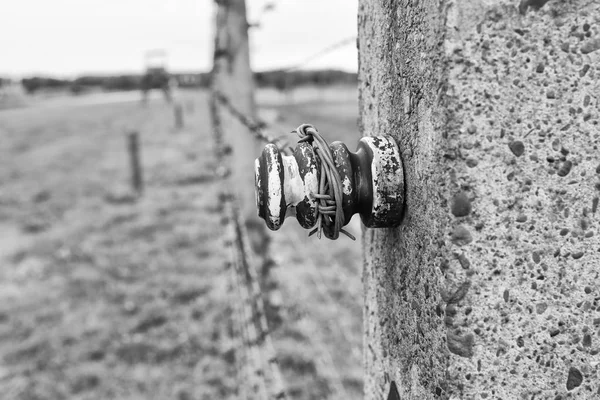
[211,85,288,398]
[279,36,356,72]
[209,13,360,397]
[213,90,292,155]
[224,195,287,399]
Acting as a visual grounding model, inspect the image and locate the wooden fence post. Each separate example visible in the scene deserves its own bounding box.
[359,1,600,398]
[127,131,143,195]
[174,103,184,130]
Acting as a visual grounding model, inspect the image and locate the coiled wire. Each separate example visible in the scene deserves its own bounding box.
[295,124,355,241]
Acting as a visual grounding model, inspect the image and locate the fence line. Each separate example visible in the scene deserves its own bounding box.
[213,90,292,155]
[280,36,356,72]
[225,196,287,399]
[226,259,251,399]
[226,218,270,398]
[211,65,360,399]
[211,85,287,398]
[208,8,361,396]
[210,33,354,394]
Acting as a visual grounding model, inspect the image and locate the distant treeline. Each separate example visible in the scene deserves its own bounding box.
[255,69,357,90]
[20,75,147,94]
[18,70,357,94]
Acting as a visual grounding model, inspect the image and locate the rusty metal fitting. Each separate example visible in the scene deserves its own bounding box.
[254,135,405,234]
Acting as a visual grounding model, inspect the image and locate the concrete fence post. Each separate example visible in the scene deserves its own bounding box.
[359,1,600,398]
[212,0,262,224]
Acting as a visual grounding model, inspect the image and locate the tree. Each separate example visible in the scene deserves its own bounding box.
[359,1,600,398]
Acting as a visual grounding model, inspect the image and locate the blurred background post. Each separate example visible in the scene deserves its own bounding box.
[212,0,261,228]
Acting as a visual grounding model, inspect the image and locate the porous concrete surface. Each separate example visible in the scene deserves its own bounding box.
[358,0,450,398]
[443,1,600,398]
[360,0,600,398]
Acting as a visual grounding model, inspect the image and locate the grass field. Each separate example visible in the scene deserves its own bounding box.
[0,86,363,399]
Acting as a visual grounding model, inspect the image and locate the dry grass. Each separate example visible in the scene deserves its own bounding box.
[0,85,362,400]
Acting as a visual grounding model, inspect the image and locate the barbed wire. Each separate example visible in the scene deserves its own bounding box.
[213,90,293,155]
[279,36,356,72]
[214,89,355,241]
[209,6,359,396]
[225,195,287,399]
[249,0,279,28]
[211,85,287,398]
[224,207,269,398]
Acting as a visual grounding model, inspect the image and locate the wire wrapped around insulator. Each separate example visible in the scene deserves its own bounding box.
[295,124,355,240]
[254,126,404,239]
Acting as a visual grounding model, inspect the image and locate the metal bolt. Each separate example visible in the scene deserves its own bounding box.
[254,135,405,234]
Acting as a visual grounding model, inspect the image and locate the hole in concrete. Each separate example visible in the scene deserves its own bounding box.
[387,381,400,400]
[518,0,551,14]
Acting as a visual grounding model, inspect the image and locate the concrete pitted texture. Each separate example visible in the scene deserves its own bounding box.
[444,1,600,398]
[359,0,600,398]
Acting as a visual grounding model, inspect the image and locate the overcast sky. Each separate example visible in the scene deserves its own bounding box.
[0,0,358,77]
